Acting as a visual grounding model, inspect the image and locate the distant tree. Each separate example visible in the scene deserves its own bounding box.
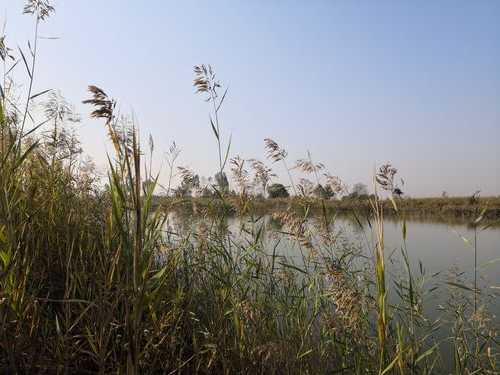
[442,191,448,198]
[348,183,369,199]
[214,171,229,193]
[192,174,200,189]
[250,159,274,196]
[175,169,200,197]
[353,183,368,196]
[267,183,289,199]
[324,174,347,199]
[313,184,334,200]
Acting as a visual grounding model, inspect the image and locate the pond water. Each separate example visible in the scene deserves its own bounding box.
[165,212,499,368]
[167,213,500,314]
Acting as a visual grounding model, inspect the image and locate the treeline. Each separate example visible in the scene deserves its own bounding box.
[1,3,498,374]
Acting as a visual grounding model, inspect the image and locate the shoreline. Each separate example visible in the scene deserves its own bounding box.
[157,196,500,223]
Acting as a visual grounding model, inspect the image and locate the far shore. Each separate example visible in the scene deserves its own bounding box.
[156,195,500,223]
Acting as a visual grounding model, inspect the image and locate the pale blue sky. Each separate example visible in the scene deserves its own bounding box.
[3,1,500,196]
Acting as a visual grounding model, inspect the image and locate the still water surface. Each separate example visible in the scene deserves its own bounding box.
[168,213,500,317]
[166,213,499,368]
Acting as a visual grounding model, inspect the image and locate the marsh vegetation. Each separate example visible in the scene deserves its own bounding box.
[0,3,499,374]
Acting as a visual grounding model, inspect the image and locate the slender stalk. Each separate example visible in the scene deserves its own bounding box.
[282,158,297,196]
[133,135,142,374]
[371,177,387,374]
[211,89,223,177]
[474,224,477,314]
[166,163,174,196]
[20,16,39,139]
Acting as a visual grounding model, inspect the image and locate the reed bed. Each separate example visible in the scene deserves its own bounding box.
[0,3,499,374]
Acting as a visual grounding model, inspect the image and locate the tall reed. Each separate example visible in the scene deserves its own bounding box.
[0,3,498,373]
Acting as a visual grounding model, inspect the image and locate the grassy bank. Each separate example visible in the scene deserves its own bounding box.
[1,4,499,374]
[159,196,500,222]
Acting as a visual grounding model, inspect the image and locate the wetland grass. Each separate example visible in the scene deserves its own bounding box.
[0,3,498,373]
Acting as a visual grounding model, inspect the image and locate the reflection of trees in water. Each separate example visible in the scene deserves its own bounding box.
[333,211,499,230]
[168,211,370,251]
[167,211,231,242]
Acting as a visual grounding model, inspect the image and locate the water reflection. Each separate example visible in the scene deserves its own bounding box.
[163,212,500,321]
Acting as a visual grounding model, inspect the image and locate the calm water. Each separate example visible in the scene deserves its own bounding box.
[332,216,500,320]
[336,216,500,290]
[166,213,500,316]
[165,213,499,368]
[230,216,500,286]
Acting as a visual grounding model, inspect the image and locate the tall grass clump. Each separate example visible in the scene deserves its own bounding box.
[0,3,499,374]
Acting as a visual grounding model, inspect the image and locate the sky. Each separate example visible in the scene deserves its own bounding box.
[2,0,499,196]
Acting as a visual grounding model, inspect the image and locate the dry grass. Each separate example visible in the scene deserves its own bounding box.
[0,3,498,374]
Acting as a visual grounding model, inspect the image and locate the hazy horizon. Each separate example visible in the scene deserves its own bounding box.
[3,1,499,197]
